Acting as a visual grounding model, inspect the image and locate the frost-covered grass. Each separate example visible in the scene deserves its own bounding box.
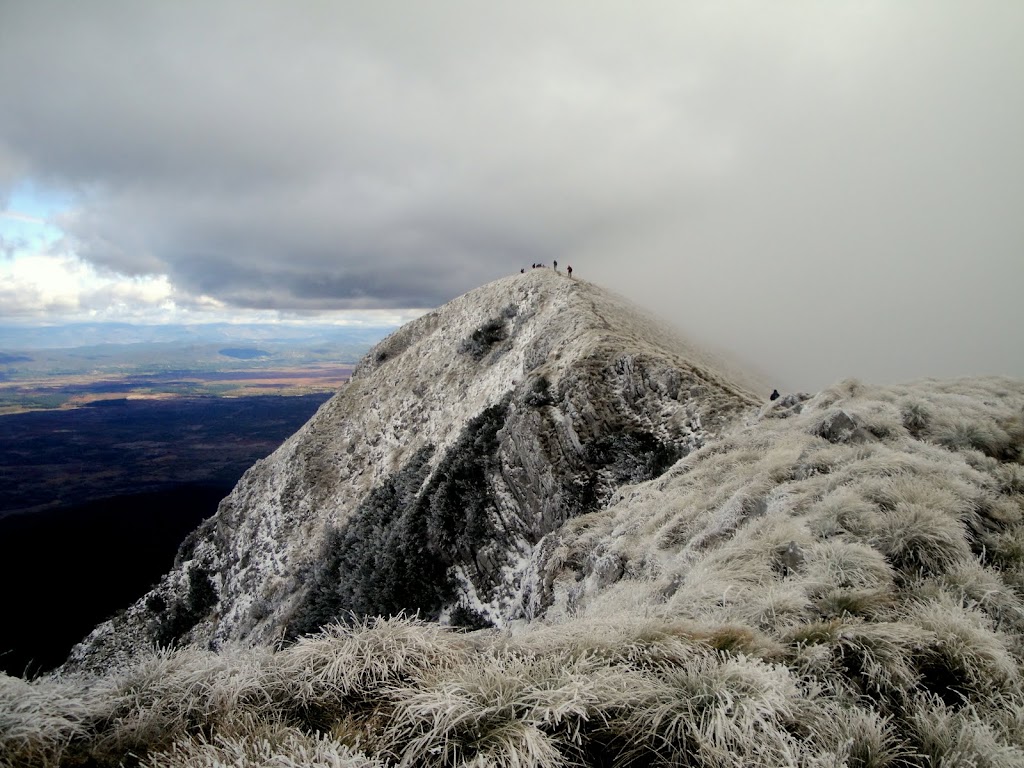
[4,376,1023,767]
[2,606,1022,767]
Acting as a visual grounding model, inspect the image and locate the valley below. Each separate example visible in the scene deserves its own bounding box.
[0,326,383,676]
[0,392,336,677]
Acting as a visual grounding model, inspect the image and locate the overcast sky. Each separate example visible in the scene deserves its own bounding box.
[1,1,1021,390]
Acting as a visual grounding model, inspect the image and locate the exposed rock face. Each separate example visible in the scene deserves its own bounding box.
[65,270,762,673]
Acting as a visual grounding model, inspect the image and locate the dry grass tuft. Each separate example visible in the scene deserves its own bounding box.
[910,597,1020,703]
[384,650,641,767]
[274,617,471,714]
[139,714,387,767]
[621,651,804,766]
[0,674,94,768]
[908,694,1024,768]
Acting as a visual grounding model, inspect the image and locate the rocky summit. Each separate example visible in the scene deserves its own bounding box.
[66,270,763,672]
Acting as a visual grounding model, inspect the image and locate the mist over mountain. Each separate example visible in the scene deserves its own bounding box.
[6,271,1024,767]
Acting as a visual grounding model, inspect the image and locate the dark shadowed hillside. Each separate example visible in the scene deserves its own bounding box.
[0,486,225,677]
[0,394,333,677]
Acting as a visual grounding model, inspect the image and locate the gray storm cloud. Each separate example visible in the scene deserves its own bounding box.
[1,1,1022,390]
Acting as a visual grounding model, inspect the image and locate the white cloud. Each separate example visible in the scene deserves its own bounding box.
[0,246,428,327]
[0,251,171,319]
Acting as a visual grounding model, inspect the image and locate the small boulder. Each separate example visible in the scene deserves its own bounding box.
[815,409,875,444]
[777,541,806,576]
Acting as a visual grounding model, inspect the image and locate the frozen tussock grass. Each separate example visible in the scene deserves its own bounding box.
[85,644,281,764]
[0,674,95,768]
[384,651,640,767]
[784,619,932,706]
[908,694,1024,768]
[909,595,1020,699]
[2,608,1024,767]
[517,375,1024,763]
[802,704,915,768]
[534,377,1024,624]
[620,651,805,766]
[274,616,472,715]
[4,375,1024,766]
[139,716,386,768]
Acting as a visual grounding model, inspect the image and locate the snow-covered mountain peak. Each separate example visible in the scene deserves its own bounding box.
[65,271,764,673]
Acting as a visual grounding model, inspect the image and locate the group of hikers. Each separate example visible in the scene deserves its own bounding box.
[521,260,572,278]
[516,263,783,404]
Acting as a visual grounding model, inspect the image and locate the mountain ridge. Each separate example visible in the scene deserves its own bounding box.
[65,270,764,673]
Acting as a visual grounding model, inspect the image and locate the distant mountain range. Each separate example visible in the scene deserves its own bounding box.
[0,322,397,350]
[0,322,395,411]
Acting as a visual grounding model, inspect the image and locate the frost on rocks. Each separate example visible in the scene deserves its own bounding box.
[64,270,762,673]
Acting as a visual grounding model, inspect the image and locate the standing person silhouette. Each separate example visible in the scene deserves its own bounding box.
[553,259,558,271]
[566,265,573,278]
